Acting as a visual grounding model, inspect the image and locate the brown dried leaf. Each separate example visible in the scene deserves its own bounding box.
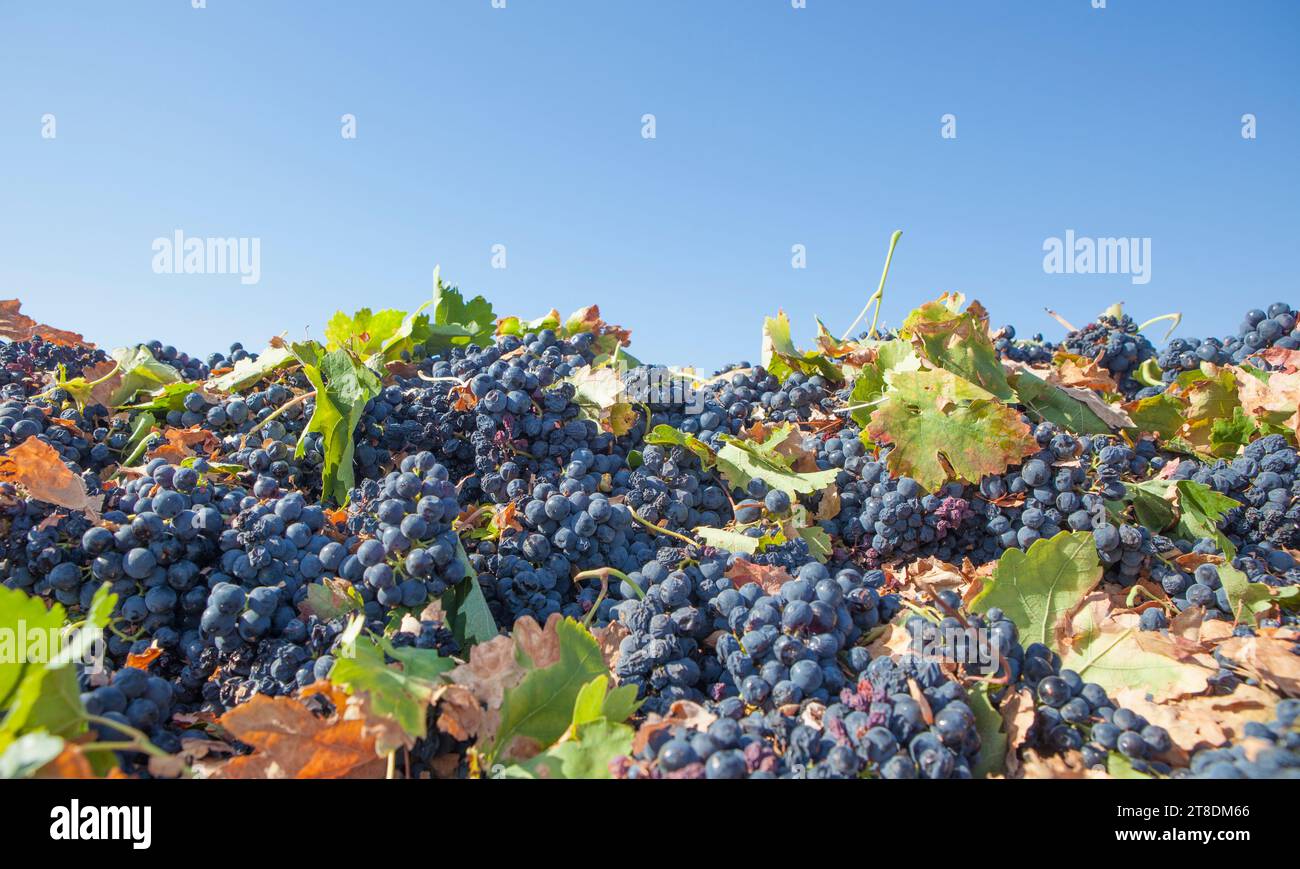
[212,693,386,779]
[512,613,562,669]
[0,435,101,518]
[865,622,917,660]
[1113,685,1278,758]
[590,620,630,674]
[1018,748,1109,779]
[447,634,528,709]
[1234,365,1300,439]
[631,700,716,756]
[815,486,841,521]
[1255,346,1300,374]
[900,556,972,601]
[1058,385,1135,429]
[434,684,494,743]
[1001,686,1038,778]
[726,560,794,595]
[1218,635,1300,697]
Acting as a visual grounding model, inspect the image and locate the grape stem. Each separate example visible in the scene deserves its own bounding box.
[1137,311,1181,342]
[841,230,903,341]
[626,508,698,547]
[81,713,194,777]
[243,389,315,442]
[573,566,640,626]
[32,359,122,402]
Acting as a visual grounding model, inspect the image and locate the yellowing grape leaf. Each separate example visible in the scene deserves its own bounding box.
[1233,365,1300,440]
[968,530,1102,652]
[867,368,1034,492]
[900,295,1013,400]
[1060,609,1213,700]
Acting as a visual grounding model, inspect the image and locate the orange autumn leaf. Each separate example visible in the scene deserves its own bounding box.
[0,299,93,347]
[450,384,478,411]
[212,693,386,779]
[34,743,97,779]
[1051,351,1121,392]
[566,304,632,347]
[125,643,164,670]
[0,435,101,517]
[147,426,219,464]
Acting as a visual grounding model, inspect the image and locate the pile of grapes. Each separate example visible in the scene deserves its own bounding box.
[1,280,1297,781]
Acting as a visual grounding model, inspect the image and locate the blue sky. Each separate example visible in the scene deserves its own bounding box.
[1,0,1297,372]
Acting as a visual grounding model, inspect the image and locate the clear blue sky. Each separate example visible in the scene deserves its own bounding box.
[1,0,1297,372]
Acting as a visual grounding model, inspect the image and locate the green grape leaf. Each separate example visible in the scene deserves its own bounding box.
[969,530,1102,653]
[1010,369,1113,435]
[107,345,182,407]
[324,307,408,359]
[293,346,383,506]
[570,675,641,728]
[900,297,1013,400]
[798,524,833,563]
[496,310,562,338]
[426,279,496,351]
[968,683,1007,779]
[491,617,607,764]
[847,339,921,429]
[0,584,112,744]
[439,542,499,648]
[205,344,297,393]
[866,368,1035,492]
[1209,407,1258,457]
[1173,480,1241,559]
[1121,480,1177,534]
[119,382,204,414]
[562,366,637,436]
[328,634,454,742]
[644,424,716,469]
[503,718,634,780]
[1171,367,1239,453]
[714,435,840,498]
[300,577,365,621]
[1123,392,1185,440]
[760,311,843,384]
[1218,562,1275,623]
[1107,752,1155,779]
[693,527,766,554]
[0,586,67,714]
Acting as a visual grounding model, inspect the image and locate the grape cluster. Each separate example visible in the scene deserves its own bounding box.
[617,650,983,779]
[994,325,1057,366]
[1062,313,1155,396]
